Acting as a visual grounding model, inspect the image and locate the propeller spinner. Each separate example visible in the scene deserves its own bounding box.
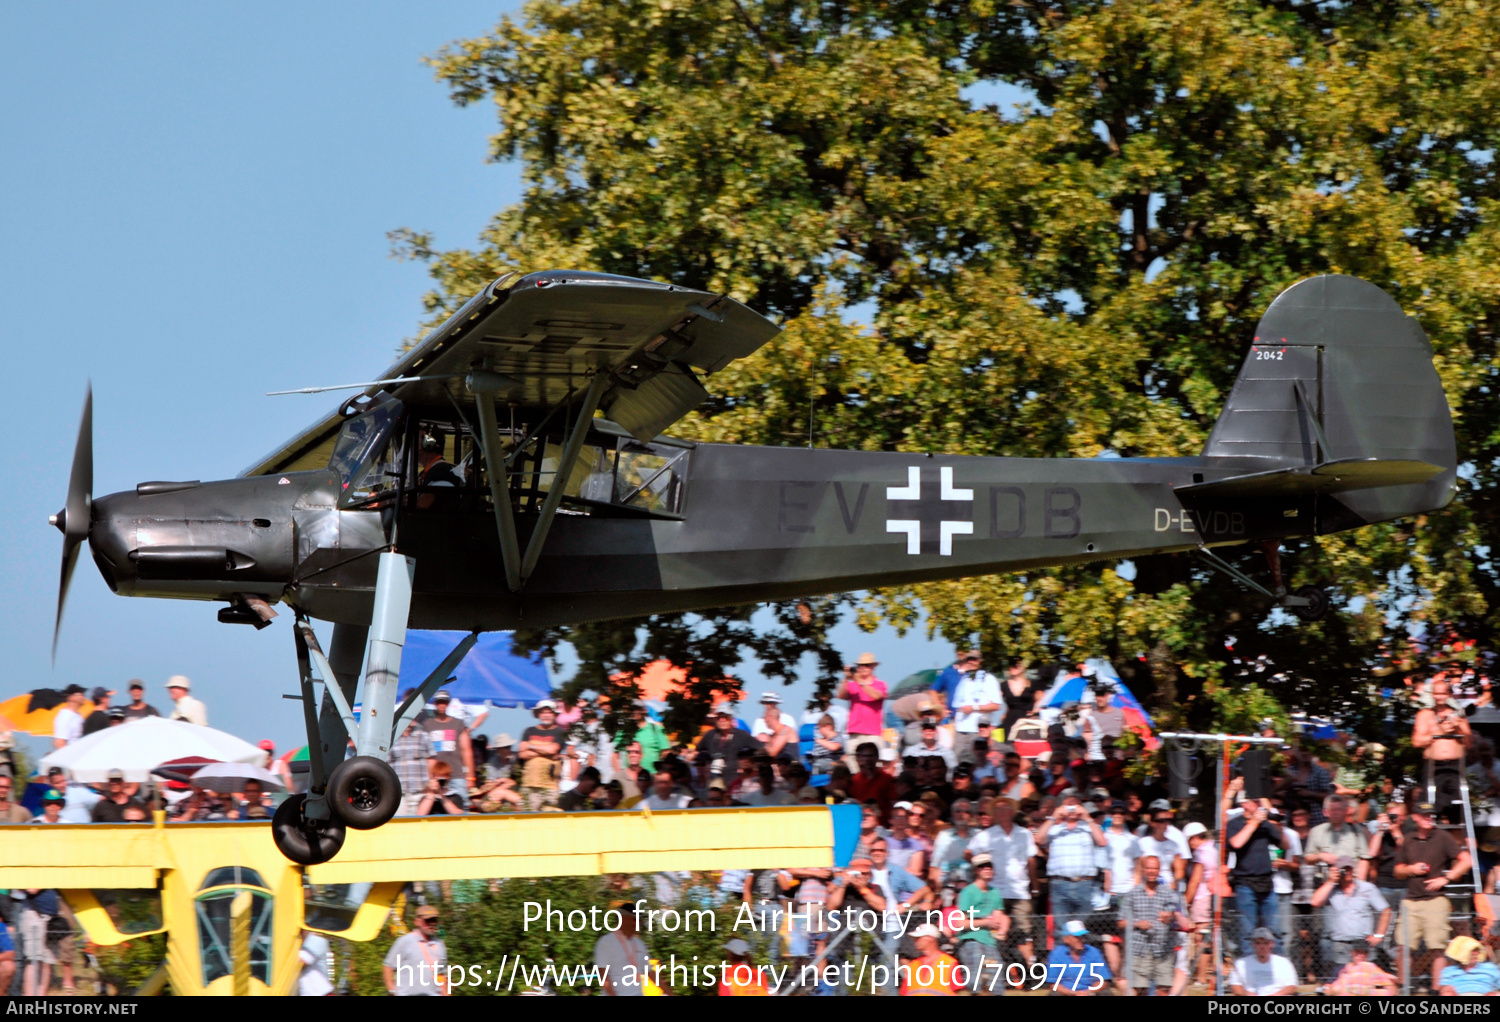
[50,385,92,661]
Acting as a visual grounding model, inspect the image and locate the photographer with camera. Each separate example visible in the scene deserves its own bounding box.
[1413,679,1471,822]
[1036,794,1109,922]
[1310,855,1391,981]
[1226,777,1288,954]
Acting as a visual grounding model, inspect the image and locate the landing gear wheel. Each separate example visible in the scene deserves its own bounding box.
[326,756,402,830]
[1290,584,1330,622]
[271,793,347,865]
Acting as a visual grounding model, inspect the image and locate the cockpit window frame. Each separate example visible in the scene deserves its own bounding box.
[327,401,405,509]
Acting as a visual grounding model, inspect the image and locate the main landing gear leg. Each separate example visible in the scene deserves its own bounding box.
[1196,543,1330,622]
[272,552,412,865]
[329,551,411,829]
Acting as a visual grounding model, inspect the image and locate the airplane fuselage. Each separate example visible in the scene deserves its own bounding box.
[86,440,1353,632]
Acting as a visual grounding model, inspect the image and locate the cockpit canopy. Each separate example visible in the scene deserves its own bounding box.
[326,400,691,518]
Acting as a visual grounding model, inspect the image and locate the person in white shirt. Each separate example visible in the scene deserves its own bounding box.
[1135,799,1190,856]
[165,675,208,726]
[641,770,692,810]
[298,930,333,996]
[575,711,616,784]
[1102,802,1143,896]
[903,721,958,772]
[594,906,652,996]
[967,797,1038,965]
[952,661,1002,738]
[51,686,87,748]
[1229,928,1299,995]
[1137,806,1187,884]
[751,693,797,759]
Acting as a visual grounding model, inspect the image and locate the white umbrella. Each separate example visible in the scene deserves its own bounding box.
[39,716,266,783]
[188,761,285,794]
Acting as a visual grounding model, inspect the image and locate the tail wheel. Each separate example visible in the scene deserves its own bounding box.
[271,793,346,865]
[327,756,402,830]
[1290,585,1330,622]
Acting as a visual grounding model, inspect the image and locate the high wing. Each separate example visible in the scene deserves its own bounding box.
[242,270,780,476]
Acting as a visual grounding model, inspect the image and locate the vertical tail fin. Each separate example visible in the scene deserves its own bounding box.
[1203,274,1456,527]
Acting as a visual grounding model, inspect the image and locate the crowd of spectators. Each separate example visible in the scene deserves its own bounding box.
[16,656,1500,996]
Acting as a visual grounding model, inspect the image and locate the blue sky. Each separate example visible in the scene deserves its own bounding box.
[0,4,958,757]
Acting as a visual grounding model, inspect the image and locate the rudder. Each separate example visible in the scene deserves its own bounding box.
[1202,274,1456,528]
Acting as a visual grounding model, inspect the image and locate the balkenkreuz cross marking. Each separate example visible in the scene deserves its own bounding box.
[885,467,974,555]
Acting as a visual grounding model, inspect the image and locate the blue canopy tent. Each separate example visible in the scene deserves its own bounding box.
[400,630,551,708]
[1041,658,1154,724]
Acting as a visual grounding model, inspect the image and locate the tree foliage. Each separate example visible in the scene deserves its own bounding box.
[398,0,1500,737]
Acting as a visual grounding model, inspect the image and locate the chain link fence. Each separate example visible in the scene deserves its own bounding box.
[741,885,1485,995]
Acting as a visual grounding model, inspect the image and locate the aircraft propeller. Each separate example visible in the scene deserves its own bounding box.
[49,385,92,662]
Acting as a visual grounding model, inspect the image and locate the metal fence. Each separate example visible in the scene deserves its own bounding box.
[746,889,1483,995]
[2,917,93,996]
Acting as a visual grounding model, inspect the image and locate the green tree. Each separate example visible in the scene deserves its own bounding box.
[399,0,1500,743]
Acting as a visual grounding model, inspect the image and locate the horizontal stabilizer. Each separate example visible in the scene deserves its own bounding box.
[1176,458,1445,500]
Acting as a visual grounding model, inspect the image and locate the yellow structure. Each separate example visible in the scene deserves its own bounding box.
[0,805,842,995]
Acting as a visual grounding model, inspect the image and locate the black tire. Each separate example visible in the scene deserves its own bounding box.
[271,793,347,866]
[1291,584,1330,622]
[326,756,402,830]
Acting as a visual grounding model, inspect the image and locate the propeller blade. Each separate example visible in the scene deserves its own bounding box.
[66,385,92,542]
[53,385,92,662]
[54,539,80,663]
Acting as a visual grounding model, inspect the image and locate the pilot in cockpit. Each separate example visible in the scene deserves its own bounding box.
[415,428,462,511]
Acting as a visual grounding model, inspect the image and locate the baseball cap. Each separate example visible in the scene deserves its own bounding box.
[971,853,994,868]
[90,686,114,702]
[1182,822,1208,839]
[1251,927,1276,942]
[797,786,821,800]
[47,766,65,778]
[1148,798,1172,812]
[106,768,124,781]
[127,679,144,691]
[533,698,557,712]
[433,690,452,702]
[759,692,781,704]
[911,923,942,939]
[1413,801,1438,816]
[258,739,275,751]
[707,777,727,791]
[42,789,65,804]
[724,937,751,956]
[165,675,191,691]
[414,905,440,920]
[1063,920,1088,937]
[1334,855,1357,870]
[107,708,125,720]
[892,800,914,811]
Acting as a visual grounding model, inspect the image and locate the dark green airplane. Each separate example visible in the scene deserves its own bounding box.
[49,271,1455,862]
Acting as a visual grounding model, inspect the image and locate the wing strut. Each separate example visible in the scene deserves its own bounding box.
[471,373,525,592]
[390,631,480,740]
[520,372,610,582]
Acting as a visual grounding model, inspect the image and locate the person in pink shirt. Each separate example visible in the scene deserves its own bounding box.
[840,653,889,761]
[1183,821,1221,989]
